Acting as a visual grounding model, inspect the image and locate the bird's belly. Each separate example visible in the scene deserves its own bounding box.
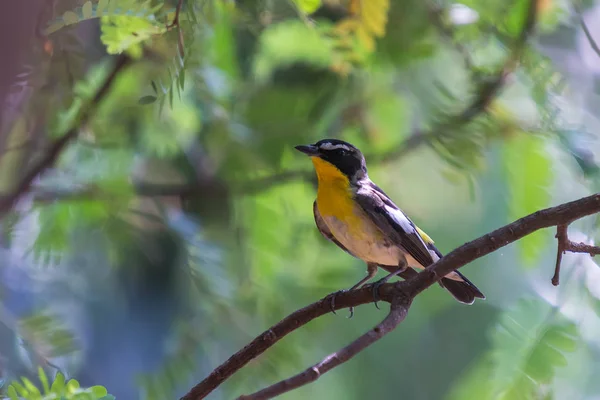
[321,213,403,266]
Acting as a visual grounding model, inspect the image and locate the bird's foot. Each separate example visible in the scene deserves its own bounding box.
[327,289,355,318]
[371,265,407,309]
[371,278,387,310]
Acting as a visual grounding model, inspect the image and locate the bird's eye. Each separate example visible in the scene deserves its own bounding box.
[339,149,349,156]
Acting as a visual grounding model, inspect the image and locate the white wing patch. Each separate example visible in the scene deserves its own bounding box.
[428,248,441,262]
[384,205,415,234]
[319,142,351,151]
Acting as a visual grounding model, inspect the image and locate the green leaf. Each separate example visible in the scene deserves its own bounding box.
[100,15,165,57]
[139,95,157,105]
[50,373,65,393]
[502,133,552,265]
[178,70,185,90]
[7,385,19,400]
[39,367,50,394]
[293,0,322,14]
[11,381,28,397]
[62,10,79,25]
[21,377,41,397]
[66,378,80,393]
[97,0,109,16]
[82,1,93,19]
[90,386,108,397]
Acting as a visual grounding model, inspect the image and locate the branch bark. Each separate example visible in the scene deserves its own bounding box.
[238,292,412,400]
[182,192,600,400]
[552,223,600,286]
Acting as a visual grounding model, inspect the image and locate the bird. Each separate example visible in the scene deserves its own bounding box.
[295,138,485,313]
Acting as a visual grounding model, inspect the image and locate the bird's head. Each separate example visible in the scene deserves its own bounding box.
[295,139,367,183]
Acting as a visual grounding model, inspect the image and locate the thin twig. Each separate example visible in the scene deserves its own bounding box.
[552,223,600,285]
[167,0,184,29]
[0,54,131,218]
[166,0,186,68]
[553,224,568,285]
[238,293,412,400]
[574,2,600,60]
[182,192,600,400]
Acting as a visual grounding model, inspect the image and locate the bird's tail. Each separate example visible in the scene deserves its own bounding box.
[380,265,485,305]
[438,270,485,305]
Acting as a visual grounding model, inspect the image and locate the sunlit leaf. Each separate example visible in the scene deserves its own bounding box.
[100,15,165,57]
[9,371,113,399]
[293,0,322,14]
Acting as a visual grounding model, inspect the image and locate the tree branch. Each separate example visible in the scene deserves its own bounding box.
[167,0,184,29]
[179,285,399,400]
[552,223,600,286]
[238,292,412,400]
[0,54,132,218]
[23,0,539,205]
[182,192,600,400]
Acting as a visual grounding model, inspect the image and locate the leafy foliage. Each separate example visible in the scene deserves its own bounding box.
[2,0,600,399]
[45,0,165,35]
[449,299,579,400]
[100,12,165,58]
[7,368,113,400]
[336,0,390,52]
[18,310,78,358]
[490,299,577,399]
[293,0,322,14]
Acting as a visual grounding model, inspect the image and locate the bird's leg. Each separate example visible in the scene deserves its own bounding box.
[372,257,408,309]
[329,263,378,318]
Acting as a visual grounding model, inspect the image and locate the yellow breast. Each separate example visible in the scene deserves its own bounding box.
[312,157,361,233]
[311,156,402,265]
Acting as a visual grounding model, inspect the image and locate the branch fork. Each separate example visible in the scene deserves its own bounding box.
[552,223,600,286]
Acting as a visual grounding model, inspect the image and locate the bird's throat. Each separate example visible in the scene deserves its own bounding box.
[311,157,348,185]
[312,157,354,219]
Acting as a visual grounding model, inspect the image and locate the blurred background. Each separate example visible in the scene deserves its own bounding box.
[1,0,600,399]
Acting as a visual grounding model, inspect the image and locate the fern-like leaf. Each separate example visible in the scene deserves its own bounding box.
[45,0,166,35]
[8,369,112,400]
[337,0,390,52]
[490,299,578,399]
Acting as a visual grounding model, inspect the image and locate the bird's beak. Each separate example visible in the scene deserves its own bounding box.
[295,144,319,156]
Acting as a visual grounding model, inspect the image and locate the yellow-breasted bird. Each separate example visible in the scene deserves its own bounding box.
[295,139,485,306]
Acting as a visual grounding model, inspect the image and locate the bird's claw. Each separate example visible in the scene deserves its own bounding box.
[328,289,355,318]
[371,277,387,310]
[328,289,347,315]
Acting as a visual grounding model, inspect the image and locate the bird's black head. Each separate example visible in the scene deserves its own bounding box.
[295,139,367,181]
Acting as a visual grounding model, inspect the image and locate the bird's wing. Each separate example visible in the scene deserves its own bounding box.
[313,200,356,258]
[354,181,434,268]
